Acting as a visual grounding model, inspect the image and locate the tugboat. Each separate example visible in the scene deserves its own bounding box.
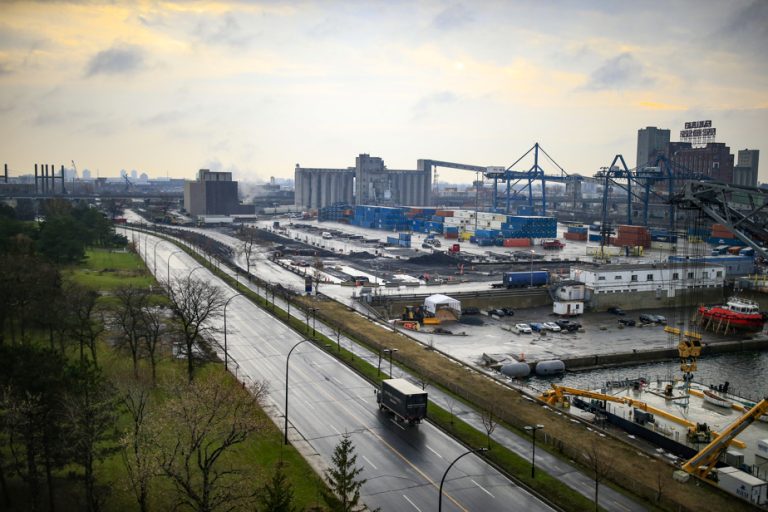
[698,297,766,332]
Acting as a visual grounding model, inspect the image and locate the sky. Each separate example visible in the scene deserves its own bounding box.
[0,0,766,184]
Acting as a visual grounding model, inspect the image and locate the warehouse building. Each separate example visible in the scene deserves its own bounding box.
[571,262,725,310]
[183,169,255,217]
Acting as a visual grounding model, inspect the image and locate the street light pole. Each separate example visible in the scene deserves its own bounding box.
[223,293,244,372]
[524,424,545,478]
[153,239,167,274]
[284,339,310,445]
[530,250,535,287]
[167,249,184,282]
[382,348,398,377]
[439,447,488,511]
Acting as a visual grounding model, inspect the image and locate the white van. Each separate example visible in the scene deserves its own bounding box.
[321,232,333,240]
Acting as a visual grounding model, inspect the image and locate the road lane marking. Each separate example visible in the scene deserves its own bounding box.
[472,479,495,498]
[329,424,342,435]
[304,400,315,410]
[402,494,422,512]
[426,445,443,459]
[362,455,378,470]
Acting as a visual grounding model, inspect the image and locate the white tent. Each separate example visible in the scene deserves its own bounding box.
[424,294,461,316]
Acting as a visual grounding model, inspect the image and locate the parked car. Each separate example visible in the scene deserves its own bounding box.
[639,314,655,324]
[607,307,626,316]
[543,322,562,332]
[500,307,515,316]
[618,318,636,327]
[654,315,667,324]
[529,322,545,333]
[555,319,581,332]
[514,323,532,334]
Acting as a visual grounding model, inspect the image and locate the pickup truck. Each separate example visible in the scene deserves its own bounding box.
[541,239,565,250]
[376,379,428,425]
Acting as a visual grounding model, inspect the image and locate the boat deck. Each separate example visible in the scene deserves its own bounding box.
[585,380,768,473]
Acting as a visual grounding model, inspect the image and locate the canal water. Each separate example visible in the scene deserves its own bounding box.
[530,351,768,404]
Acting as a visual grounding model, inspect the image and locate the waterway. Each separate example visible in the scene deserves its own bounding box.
[530,350,768,404]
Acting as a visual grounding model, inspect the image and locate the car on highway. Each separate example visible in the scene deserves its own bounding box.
[607,307,626,316]
[514,323,532,334]
[543,322,562,332]
[618,318,636,327]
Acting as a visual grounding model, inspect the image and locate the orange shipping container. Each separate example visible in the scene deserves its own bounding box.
[503,238,531,247]
[436,210,454,217]
[564,232,587,241]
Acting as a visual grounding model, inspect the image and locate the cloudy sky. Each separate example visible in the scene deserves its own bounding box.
[0,0,766,183]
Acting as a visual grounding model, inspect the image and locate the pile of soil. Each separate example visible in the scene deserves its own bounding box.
[345,251,376,260]
[408,252,464,266]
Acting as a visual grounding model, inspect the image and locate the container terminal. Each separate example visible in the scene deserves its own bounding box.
[6,138,768,509]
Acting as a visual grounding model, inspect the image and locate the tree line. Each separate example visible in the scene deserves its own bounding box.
[0,203,370,511]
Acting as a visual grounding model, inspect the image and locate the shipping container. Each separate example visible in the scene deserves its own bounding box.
[503,271,549,288]
[715,467,767,505]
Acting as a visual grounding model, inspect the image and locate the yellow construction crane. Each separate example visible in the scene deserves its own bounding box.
[541,385,746,448]
[682,398,768,479]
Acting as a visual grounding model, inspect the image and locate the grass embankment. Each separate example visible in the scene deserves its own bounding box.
[141,229,752,512]
[7,248,328,511]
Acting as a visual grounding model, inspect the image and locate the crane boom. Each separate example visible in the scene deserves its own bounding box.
[682,398,768,478]
[541,385,746,448]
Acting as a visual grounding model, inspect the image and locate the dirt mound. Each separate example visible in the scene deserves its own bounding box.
[345,251,377,260]
[408,252,463,266]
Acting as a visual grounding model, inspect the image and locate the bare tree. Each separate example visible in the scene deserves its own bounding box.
[64,361,118,512]
[138,305,166,386]
[164,277,225,382]
[446,396,457,427]
[481,405,498,450]
[64,283,105,367]
[239,227,258,277]
[583,439,613,511]
[113,286,149,379]
[116,377,155,512]
[152,372,269,512]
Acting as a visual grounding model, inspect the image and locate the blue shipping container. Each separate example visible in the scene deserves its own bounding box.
[503,271,549,288]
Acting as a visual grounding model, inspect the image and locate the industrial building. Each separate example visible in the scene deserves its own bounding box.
[666,142,735,183]
[734,149,760,187]
[571,262,725,305]
[294,154,431,210]
[183,169,254,217]
[636,127,670,169]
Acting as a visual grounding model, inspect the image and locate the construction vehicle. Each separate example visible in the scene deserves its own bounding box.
[682,398,768,480]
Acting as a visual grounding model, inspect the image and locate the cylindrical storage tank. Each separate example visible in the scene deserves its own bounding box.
[500,362,531,379]
[535,360,565,376]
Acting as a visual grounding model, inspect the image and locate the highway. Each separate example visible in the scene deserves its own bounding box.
[126,228,555,512]
[125,221,647,511]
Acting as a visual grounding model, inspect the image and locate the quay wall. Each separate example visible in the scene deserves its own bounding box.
[560,337,768,371]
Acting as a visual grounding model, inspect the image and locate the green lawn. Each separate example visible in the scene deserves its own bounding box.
[65,248,156,291]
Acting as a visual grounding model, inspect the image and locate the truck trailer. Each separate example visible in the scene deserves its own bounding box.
[502,271,549,288]
[376,379,428,425]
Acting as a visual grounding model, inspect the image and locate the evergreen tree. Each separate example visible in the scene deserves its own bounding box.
[259,463,296,512]
[323,433,366,512]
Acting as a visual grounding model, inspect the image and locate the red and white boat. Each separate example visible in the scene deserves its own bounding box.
[698,297,766,332]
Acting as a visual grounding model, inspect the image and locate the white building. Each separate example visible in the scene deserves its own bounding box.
[571,262,725,298]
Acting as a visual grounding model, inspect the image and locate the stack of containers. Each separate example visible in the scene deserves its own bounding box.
[613,225,651,248]
[318,203,354,223]
[588,233,602,242]
[444,226,459,239]
[564,225,588,241]
[501,216,557,239]
[707,223,741,245]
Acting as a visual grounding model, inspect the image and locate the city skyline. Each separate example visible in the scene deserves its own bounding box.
[0,1,766,183]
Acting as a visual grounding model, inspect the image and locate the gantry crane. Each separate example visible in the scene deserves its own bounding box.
[682,398,768,479]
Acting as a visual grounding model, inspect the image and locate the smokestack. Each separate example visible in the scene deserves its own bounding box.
[44,164,49,194]
[3,163,7,184]
[35,164,38,194]
[61,164,66,194]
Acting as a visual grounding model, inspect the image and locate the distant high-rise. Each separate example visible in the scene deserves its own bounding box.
[184,169,254,216]
[82,169,92,179]
[733,149,759,187]
[636,127,670,169]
